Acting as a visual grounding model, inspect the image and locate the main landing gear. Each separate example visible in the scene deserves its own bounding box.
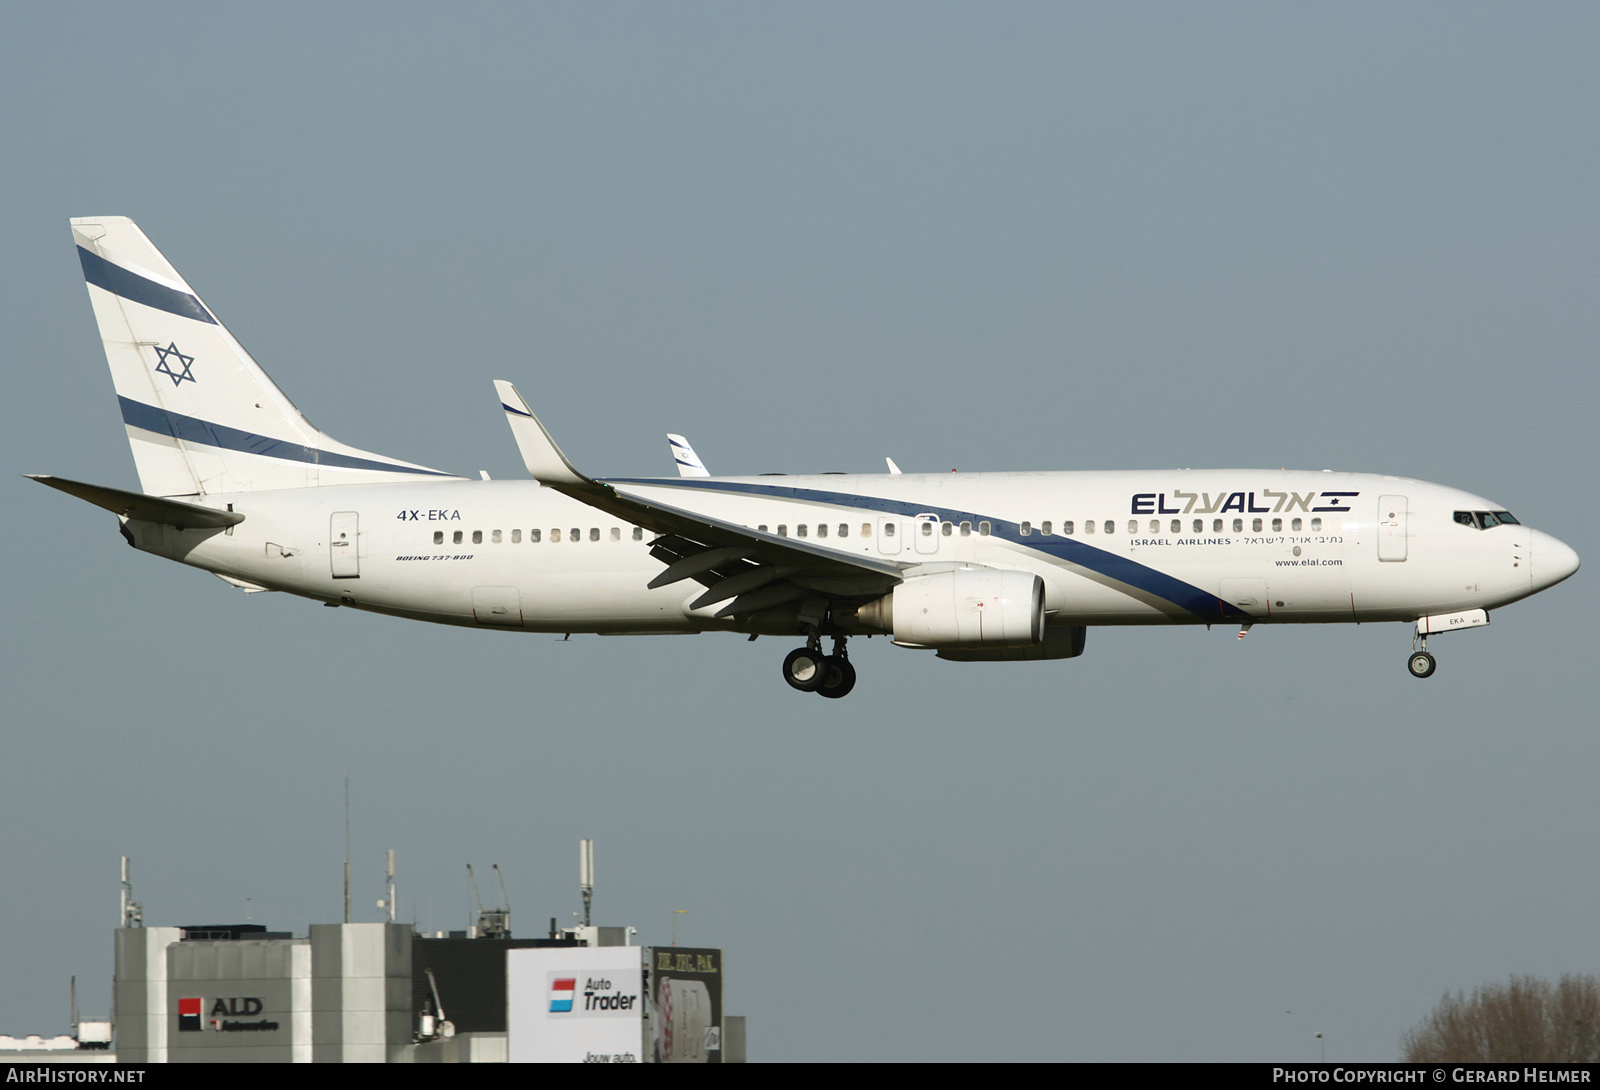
[1408,631,1437,679]
[782,635,857,699]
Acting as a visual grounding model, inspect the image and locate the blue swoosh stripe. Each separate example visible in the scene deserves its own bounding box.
[78,247,217,324]
[119,397,456,477]
[600,476,1249,620]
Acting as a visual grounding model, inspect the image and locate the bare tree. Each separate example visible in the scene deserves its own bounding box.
[1403,974,1600,1062]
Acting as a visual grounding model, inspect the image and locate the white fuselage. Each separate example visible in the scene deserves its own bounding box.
[127,469,1570,635]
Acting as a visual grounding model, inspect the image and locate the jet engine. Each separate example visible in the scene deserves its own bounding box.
[849,569,1045,649]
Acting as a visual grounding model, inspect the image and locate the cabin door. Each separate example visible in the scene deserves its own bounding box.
[330,512,360,578]
[1377,495,1408,562]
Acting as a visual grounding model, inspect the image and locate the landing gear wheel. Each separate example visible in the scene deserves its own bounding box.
[1408,651,1437,679]
[783,647,828,692]
[817,656,857,700]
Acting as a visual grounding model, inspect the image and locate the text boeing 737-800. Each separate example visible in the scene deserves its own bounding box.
[32,217,1579,698]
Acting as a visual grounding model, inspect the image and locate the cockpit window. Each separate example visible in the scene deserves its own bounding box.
[1454,510,1520,530]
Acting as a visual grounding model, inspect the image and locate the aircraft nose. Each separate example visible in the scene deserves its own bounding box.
[1531,529,1580,590]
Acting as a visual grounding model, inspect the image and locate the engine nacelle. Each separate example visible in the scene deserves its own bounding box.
[853,569,1045,649]
[937,625,1086,662]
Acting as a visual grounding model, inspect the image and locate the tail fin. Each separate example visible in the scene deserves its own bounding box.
[71,217,457,496]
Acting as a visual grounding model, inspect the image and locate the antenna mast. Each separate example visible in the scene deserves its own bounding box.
[119,856,142,928]
[580,839,594,927]
[343,774,351,924]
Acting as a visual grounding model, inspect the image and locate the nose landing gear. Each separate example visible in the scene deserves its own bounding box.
[1407,630,1437,679]
[782,635,857,698]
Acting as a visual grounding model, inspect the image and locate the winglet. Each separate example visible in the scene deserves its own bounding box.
[667,433,711,477]
[493,380,589,486]
[886,457,903,475]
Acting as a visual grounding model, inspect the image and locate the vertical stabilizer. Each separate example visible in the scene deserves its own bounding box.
[71,217,457,496]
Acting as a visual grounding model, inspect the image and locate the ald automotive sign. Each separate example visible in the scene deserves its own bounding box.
[178,996,280,1032]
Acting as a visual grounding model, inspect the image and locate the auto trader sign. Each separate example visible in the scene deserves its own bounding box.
[508,947,644,1063]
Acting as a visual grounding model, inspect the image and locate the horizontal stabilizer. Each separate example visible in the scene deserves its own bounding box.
[27,474,243,529]
[494,380,589,487]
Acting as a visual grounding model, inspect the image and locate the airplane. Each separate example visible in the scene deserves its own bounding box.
[33,217,1580,699]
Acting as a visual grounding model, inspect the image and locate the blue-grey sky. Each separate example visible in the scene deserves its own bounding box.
[3,3,1597,1062]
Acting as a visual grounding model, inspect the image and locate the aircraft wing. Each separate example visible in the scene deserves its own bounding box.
[494,381,902,615]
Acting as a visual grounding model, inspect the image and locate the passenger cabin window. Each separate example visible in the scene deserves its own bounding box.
[1271,518,1282,532]
[492,529,502,543]
[570,527,580,542]
[589,528,599,541]
[1020,521,1032,536]
[942,522,953,536]
[1232,519,1243,533]
[884,523,895,538]
[551,528,561,542]
[531,529,542,542]
[512,529,522,543]
[1251,518,1262,532]
[1084,520,1095,535]
[1291,518,1302,532]
[839,524,849,538]
[1212,519,1222,533]
[817,523,828,538]
[1042,521,1052,535]
[960,521,972,536]
[1149,520,1159,533]
[633,526,644,540]
[797,524,808,538]
[778,525,788,536]
[433,531,443,545]
[1170,520,1181,534]
[1128,520,1138,535]
[453,531,463,545]
[861,523,872,538]
[1192,519,1202,533]
[979,521,991,536]
[1310,518,1322,531]
[1103,521,1113,535]
[1063,521,1074,535]
[610,527,620,542]
[472,530,483,544]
